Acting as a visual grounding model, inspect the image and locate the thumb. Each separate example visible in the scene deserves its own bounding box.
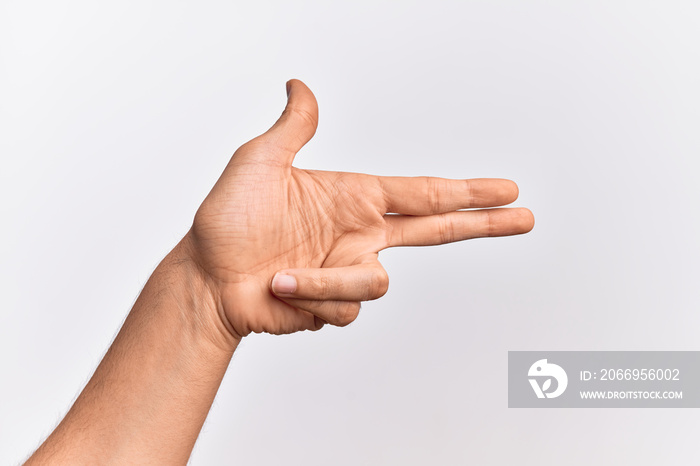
[270,262,390,328]
[270,262,390,302]
[260,79,319,164]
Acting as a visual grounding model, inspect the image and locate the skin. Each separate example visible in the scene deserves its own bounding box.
[25,80,534,464]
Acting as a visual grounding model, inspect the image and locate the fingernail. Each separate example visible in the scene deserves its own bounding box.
[285,81,292,97]
[272,273,296,295]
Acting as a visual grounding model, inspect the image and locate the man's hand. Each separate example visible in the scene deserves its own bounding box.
[187,79,534,339]
[26,79,534,464]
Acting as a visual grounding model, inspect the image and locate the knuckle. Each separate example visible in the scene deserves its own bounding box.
[426,177,444,212]
[463,179,474,206]
[311,274,334,300]
[287,105,319,130]
[485,209,495,236]
[334,302,360,327]
[426,177,453,212]
[313,316,326,331]
[437,214,455,243]
[383,221,394,248]
[368,268,389,299]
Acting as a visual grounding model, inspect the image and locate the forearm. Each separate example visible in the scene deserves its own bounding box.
[27,234,238,465]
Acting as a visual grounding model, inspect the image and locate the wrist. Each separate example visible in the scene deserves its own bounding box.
[165,232,242,350]
[27,232,240,464]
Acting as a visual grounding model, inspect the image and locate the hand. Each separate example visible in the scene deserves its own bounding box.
[187,80,534,339]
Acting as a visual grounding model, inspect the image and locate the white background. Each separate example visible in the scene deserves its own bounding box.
[1,1,699,464]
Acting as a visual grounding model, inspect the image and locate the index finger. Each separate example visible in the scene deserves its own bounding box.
[378,176,519,215]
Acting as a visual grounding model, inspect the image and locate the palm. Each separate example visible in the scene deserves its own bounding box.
[193,150,388,336]
[189,80,534,339]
